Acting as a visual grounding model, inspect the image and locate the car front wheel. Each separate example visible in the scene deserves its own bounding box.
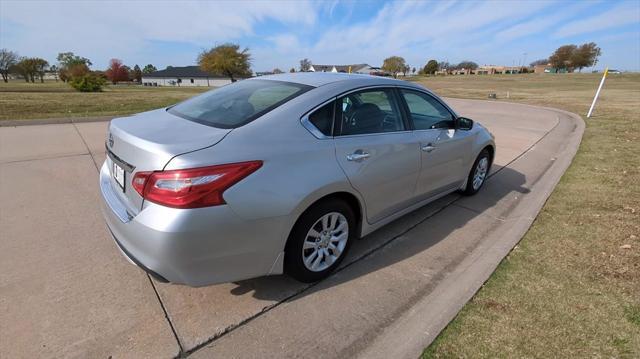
[462,149,491,195]
[285,199,355,283]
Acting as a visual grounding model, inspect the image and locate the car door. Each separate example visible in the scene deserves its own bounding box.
[398,88,474,199]
[333,88,421,224]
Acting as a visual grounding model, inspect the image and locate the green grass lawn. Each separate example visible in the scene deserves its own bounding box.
[0,80,208,120]
[414,73,640,357]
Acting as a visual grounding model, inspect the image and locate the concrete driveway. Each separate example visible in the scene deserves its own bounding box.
[0,99,583,358]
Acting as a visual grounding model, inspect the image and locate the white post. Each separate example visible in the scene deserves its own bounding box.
[587,67,608,118]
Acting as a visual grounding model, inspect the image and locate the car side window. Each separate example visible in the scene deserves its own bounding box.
[337,89,405,136]
[308,101,335,136]
[400,90,455,130]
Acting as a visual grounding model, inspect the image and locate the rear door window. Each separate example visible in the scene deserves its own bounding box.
[169,80,313,128]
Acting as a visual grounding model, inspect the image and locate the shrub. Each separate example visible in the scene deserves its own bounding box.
[70,73,105,92]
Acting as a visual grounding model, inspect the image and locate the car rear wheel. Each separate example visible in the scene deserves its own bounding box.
[285,199,355,283]
[462,149,491,195]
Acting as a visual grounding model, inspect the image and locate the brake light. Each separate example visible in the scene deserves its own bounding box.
[132,161,262,208]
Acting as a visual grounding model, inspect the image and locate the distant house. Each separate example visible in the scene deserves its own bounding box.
[533,65,571,73]
[141,66,234,87]
[308,63,380,75]
[475,65,521,75]
[533,64,556,74]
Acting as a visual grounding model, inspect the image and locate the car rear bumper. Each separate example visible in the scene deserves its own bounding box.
[99,161,287,287]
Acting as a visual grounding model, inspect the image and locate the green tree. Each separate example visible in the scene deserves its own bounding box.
[572,42,601,72]
[49,65,59,81]
[382,56,407,78]
[549,45,577,72]
[15,57,43,83]
[289,67,296,73]
[198,43,251,82]
[56,52,92,82]
[131,64,142,83]
[70,73,106,92]
[272,68,284,74]
[299,58,312,72]
[142,64,157,74]
[0,49,19,83]
[33,58,49,83]
[423,59,439,75]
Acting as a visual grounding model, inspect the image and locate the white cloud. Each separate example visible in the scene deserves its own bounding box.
[0,0,317,67]
[554,2,640,38]
[256,0,554,69]
[1,0,638,71]
[495,1,594,42]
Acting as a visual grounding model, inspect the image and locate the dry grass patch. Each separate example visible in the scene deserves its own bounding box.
[0,81,208,120]
[416,73,640,357]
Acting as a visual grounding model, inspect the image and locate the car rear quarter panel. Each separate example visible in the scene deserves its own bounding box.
[163,84,366,250]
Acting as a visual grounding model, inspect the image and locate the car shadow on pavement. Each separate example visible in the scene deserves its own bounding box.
[229,165,529,302]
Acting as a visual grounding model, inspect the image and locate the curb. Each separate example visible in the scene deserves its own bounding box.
[0,116,114,127]
[356,101,585,359]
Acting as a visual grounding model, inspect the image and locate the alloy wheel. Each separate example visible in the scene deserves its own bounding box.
[302,212,349,272]
[472,157,489,190]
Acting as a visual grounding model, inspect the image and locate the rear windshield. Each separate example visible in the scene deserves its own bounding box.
[168,79,313,128]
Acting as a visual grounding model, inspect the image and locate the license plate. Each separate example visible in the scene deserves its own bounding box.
[112,161,125,191]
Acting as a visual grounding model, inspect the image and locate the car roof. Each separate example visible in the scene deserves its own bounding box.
[248,72,410,88]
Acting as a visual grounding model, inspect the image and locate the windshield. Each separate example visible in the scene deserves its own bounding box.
[168,79,313,128]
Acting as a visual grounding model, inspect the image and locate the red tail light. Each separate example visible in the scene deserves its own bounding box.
[132,161,262,208]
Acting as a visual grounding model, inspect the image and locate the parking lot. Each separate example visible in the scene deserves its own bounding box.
[0,99,583,358]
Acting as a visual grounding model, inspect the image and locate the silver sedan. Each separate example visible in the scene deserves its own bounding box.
[99,73,495,286]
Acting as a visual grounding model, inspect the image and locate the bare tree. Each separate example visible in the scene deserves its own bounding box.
[299,58,312,72]
[0,49,19,83]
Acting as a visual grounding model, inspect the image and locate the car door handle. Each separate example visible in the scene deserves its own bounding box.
[421,144,436,153]
[346,151,370,162]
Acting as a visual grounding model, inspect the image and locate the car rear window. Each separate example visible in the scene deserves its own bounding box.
[168,79,313,128]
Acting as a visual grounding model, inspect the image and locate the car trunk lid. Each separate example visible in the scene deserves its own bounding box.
[105,108,231,212]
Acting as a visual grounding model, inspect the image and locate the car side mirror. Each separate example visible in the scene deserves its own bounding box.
[457,117,473,130]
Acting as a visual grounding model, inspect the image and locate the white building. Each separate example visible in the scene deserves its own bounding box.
[308,63,380,75]
[141,66,234,87]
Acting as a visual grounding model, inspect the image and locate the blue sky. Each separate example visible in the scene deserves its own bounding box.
[1,0,639,72]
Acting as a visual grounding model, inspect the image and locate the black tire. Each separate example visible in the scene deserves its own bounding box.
[461,149,491,196]
[284,198,355,283]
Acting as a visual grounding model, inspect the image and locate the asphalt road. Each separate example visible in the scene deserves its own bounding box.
[0,99,583,358]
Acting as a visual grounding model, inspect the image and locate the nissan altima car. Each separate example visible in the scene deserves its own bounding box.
[99,72,495,286]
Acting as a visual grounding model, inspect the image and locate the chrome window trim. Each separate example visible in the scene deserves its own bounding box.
[300,84,458,140]
[333,130,414,139]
